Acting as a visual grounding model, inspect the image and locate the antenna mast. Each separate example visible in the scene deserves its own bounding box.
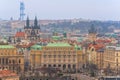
[20,2,25,20]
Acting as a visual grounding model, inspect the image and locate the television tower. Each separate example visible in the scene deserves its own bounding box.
[20,2,25,20]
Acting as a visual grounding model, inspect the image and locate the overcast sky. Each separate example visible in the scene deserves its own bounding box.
[0,0,120,20]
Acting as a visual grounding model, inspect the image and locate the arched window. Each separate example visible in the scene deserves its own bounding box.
[2,58,4,64]
[0,58,1,64]
[53,64,56,67]
[9,60,11,64]
[6,58,8,64]
[12,60,15,64]
[19,59,21,64]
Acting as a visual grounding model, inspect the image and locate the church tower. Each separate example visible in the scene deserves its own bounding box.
[88,24,97,42]
[24,16,40,41]
[33,16,40,35]
[24,16,32,36]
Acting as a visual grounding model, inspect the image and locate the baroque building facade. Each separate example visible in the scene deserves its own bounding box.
[0,44,24,73]
[30,42,83,72]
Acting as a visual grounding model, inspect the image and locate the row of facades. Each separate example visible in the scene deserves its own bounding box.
[0,41,120,73]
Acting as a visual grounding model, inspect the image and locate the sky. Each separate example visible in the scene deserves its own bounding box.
[0,0,120,20]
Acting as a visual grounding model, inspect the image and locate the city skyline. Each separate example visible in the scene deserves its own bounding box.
[0,0,120,20]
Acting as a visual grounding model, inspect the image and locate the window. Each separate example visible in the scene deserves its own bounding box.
[68,59,71,62]
[48,55,51,58]
[2,58,4,64]
[6,58,8,64]
[116,53,118,56]
[54,55,56,58]
[58,55,61,58]
[116,58,118,62]
[58,64,61,67]
[63,55,66,58]
[59,59,61,62]
[54,59,56,62]
[13,60,15,64]
[9,60,11,64]
[0,58,1,64]
[73,55,76,58]
[19,59,21,64]
[92,48,94,51]
[53,64,56,67]
[68,55,71,58]
[44,55,46,58]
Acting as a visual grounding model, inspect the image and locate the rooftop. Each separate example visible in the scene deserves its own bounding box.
[31,44,42,50]
[0,70,17,78]
[75,45,82,50]
[0,45,15,49]
[52,36,61,40]
[15,32,26,37]
[47,42,71,47]
[16,43,34,48]
[106,46,120,50]
[89,43,104,51]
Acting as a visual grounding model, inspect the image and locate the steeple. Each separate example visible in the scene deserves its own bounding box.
[33,16,40,29]
[24,16,30,29]
[34,16,37,27]
[88,24,97,42]
[26,16,30,27]
[88,24,97,34]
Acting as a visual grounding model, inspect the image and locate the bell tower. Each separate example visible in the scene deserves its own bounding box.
[88,24,97,42]
[24,16,32,36]
[33,16,40,35]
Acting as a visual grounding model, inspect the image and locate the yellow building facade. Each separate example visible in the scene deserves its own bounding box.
[104,46,120,71]
[87,43,104,69]
[0,45,24,73]
[30,42,82,72]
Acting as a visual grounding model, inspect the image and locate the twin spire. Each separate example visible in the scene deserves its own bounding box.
[25,16,40,29]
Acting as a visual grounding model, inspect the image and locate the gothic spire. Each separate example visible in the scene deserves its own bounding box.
[34,16,38,27]
[34,16,40,29]
[24,16,30,29]
[26,16,30,28]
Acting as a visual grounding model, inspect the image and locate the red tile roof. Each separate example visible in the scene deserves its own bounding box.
[89,43,104,50]
[0,70,17,77]
[16,43,35,48]
[15,32,26,37]
[96,39,111,43]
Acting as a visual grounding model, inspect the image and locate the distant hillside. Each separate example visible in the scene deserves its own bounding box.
[0,19,120,33]
[42,20,120,33]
